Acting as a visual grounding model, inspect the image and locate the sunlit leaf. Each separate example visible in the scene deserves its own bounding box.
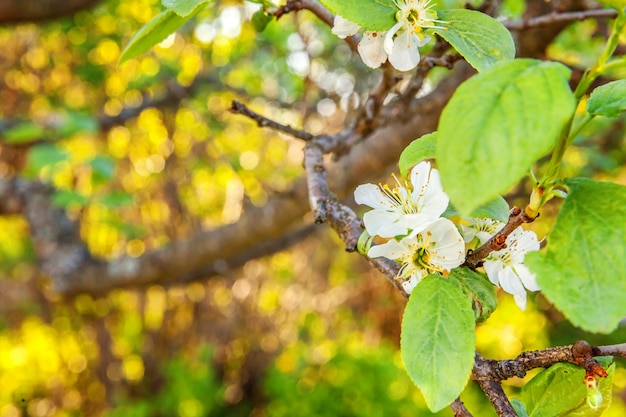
[96,191,135,208]
[432,9,515,72]
[398,132,437,177]
[119,8,200,65]
[401,274,475,412]
[318,0,396,31]
[587,79,626,118]
[437,59,576,215]
[162,0,208,16]
[526,178,626,333]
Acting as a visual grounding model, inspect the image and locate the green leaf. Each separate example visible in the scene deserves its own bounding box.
[119,8,198,65]
[52,190,90,208]
[594,0,625,11]
[521,357,614,417]
[401,274,475,412]
[443,195,510,223]
[432,9,515,72]
[436,59,576,216]
[448,267,497,323]
[511,399,530,417]
[526,178,626,333]
[3,122,46,144]
[251,10,273,32]
[318,0,396,31]
[398,132,437,177]
[587,79,626,118]
[162,0,207,16]
[24,144,69,178]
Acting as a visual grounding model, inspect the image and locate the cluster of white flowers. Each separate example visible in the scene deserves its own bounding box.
[356,161,540,310]
[332,0,444,71]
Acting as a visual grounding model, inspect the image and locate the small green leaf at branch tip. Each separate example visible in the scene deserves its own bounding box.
[318,0,396,31]
[587,79,626,118]
[437,58,576,216]
[432,9,515,72]
[398,132,437,177]
[357,230,374,256]
[526,178,626,333]
[119,6,202,65]
[162,0,208,16]
[520,357,614,417]
[401,274,475,412]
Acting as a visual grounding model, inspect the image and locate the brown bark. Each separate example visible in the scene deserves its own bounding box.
[0,0,102,23]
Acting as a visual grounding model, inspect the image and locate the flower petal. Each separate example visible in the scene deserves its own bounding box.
[514,264,540,291]
[332,15,361,39]
[498,267,526,296]
[513,292,528,311]
[484,260,504,286]
[358,31,388,68]
[383,22,402,55]
[363,210,407,238]
[368,238,411,259]
[387,30,421,71]
[354,184,395,210]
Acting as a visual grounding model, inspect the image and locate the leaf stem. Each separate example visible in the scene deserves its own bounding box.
[527,12,626,217]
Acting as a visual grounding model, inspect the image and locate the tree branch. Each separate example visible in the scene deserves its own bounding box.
[504,8,617,31]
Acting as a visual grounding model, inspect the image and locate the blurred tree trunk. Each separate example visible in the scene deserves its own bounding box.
[0,0,101,23]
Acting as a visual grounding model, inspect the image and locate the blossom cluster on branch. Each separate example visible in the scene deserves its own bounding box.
[356,161,540,309]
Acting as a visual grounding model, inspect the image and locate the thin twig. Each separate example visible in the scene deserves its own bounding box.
[504,9,617,31]
[229,100,314,141]
[465,207,535,268]
[477,379,518,417]
[451,397,474,417]
[303,142,329,223]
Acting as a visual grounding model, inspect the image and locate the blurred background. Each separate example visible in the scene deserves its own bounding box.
[1,0,625,416]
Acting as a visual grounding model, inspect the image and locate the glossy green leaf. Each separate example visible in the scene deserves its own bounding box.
[401,274,475,412]
[398,132,437,178]
[526,178,626,333]
[162,0,207,16]
[119,9,197,65]
[437,59,576,215]
[432,9,515,72]
[587,79,626,118]
[521,357,614,417]
[319,0,395,31]
[448,267,497,323]
[443,195,510,223]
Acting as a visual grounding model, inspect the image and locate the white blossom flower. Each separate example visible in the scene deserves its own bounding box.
[384,0,444,71]
[461,218,505,245]
[332,15,388,68]
[354,161,449,238]
[483,227,540,310]
[368,218,465,294]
